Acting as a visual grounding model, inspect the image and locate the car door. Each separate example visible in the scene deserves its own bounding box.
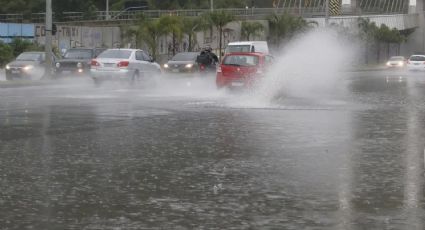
[135,50,150,75]
[141,51,156,73]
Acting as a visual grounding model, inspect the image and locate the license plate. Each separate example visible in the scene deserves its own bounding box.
[11,70,20,74]
[172,69,179,73]
[231,81,244,87]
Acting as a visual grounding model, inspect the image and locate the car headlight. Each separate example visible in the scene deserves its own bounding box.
[23,65,34,71]
[163,63,169,68]
[185,63,193,69]
[398,61,404,66]
[55,62,60,68]
[5,64,10,70]
[386,62,391,66]
[77,62,82,68]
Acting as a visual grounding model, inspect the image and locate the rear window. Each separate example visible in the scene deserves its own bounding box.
[223,55,259,67]
[64,49,93,59]
[410,55,425,61]
[226,45,252,53]
[98,50,132,59]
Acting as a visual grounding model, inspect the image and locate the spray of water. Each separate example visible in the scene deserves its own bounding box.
[230,28,359,108]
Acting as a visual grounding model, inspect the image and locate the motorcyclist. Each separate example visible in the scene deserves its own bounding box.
[196,47,218,72]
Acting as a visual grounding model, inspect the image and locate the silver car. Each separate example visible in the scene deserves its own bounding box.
[90,49,161,85]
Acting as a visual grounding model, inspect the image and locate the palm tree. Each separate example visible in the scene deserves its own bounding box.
[357,18,378,64]
[204,10,235,59]
[241,21,264,41]
[136,17,166,60]
[159,15,183,56]
[268,13,315,47]
[181,16,208,51]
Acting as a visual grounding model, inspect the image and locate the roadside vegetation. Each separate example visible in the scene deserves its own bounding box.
[0,39,43,67]
[357,18,414,64]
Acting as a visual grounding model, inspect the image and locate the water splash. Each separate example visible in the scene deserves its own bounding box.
[236,28,359,107]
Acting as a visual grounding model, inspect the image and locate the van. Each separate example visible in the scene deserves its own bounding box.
[225,41,269,55]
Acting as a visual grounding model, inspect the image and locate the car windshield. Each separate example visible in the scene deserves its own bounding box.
[16,53,42,61]
[171,53,198,61]
[226,45,252,53]
[223,55,259,67]
[64,50,93,59]
[410,55,425,61]
[98,50,132,59]
[389,57,404,61]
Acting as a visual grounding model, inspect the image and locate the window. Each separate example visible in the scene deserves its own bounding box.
[98,50,132,59]
[64,49,93,59]
[141,51,151,61]
[223,55,259,67]
[135,51,143,61]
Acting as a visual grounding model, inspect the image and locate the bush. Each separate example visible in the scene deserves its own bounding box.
[0,41,13,67]
[9,38,42,57]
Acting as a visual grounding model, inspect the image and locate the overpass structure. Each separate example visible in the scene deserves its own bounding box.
[0,0,424,56]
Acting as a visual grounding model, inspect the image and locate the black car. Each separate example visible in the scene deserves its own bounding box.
[55,48,105,76]
[5,51,57,80]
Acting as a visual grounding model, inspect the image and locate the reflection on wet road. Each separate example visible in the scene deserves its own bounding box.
[0,71,424,229]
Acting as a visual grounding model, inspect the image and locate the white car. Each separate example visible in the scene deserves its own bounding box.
[407,55,425,71]
[386,56,406,68]
[90,49,161,85]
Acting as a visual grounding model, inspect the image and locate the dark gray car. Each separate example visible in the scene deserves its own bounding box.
[163,52,201,73]
[5,52,57,81]
[55,48,105,77]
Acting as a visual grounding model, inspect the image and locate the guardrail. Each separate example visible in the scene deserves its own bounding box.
[0,6,410,23]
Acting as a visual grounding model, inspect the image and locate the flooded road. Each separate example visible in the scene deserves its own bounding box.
[0,71,424,229]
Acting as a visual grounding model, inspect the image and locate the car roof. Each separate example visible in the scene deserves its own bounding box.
[410,54,425,57]
[105,48,140,51]
[224,52,267,57]
[227,41,267,45]
[21,51,44,54]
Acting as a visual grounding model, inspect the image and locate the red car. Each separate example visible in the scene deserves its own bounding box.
[216,52,273,88]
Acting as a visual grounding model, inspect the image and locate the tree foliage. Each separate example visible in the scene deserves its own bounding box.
[357,17,408,62]
[203,10,235,57]
[267,13,315,46]
[241,21,264,41]
[0,41,14,67]
[181,16,208,51]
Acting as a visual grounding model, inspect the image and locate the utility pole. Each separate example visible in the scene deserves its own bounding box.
[106,0,110,20]
[45,0,53,79]
[210,0,214,11]
[325,0,329,26]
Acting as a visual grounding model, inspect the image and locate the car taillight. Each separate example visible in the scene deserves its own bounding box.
[117,61,129,68]
[91,59,100,67]
[217,66,222,73]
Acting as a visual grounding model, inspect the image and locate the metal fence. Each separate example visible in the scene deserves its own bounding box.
[0,3,411,24]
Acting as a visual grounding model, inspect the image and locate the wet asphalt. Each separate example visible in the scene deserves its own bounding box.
[0,70,424,229]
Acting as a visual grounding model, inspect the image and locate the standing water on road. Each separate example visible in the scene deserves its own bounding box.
[227,29,358,109]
